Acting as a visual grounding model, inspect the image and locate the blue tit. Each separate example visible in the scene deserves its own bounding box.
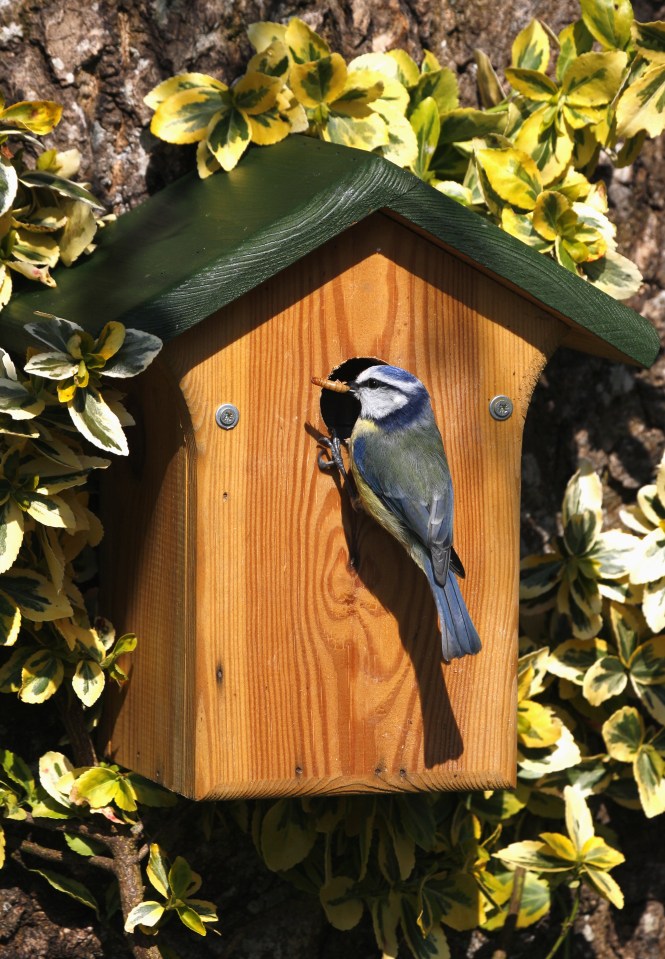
[313,364,481,661]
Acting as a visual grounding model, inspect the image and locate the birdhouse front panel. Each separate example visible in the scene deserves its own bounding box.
[100,211,567,800]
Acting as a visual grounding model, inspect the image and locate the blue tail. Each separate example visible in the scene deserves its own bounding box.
[424,563,481,661]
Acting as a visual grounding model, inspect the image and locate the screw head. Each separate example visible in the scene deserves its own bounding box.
[215,403,240,430]
[489,395,513,421]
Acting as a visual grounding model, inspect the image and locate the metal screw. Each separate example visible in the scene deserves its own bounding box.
[215,403,240,430]
[489,395,513,421]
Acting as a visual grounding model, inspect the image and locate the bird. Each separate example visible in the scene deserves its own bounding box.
[312,364,481,661]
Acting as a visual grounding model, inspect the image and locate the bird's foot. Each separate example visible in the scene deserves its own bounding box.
[317,432,348,477]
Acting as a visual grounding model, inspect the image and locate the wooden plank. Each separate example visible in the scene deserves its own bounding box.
[3,136,658,368]
[101,213,566,799]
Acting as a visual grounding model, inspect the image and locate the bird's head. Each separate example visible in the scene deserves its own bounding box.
[313,365,432,424]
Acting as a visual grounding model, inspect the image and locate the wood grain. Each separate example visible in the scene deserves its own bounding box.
[100,213,566,799]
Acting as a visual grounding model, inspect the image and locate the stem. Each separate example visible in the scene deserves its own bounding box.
[104,830,162,959]
[491,866,526,959]
[543,883,582,959]
[55,692,98,768]
[8,835,115,872]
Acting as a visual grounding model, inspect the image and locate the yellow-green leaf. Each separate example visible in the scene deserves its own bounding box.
[581,835,625,870]
[585,866,625,907]
[557,21,595,82]
[561,51,628,108]
[247,21,287,54]
[438,107,508,144]
[518,700,561,748]
[323,112,388,151]
[539,831,578,863]
[290,54,347,107]
[144,73,227,110]
[320,876,364,931]
[232,72,282,115]
[247,40,290,80]
[475,145,542,210]
[512,20,550,71]
[634,745,665,817]
[20,649,64,703]
[602,705,644,762]
[533,190,570,240]
[582,655,627,705]
[0,100,62,135]
[504,68,557,102]
[388,50,421,88]
[494,839,572,872]
[150,86,229,144]
[616,64,665,140]
[634,21,665,65]
[580,0,633,51]
[285,17,329,64]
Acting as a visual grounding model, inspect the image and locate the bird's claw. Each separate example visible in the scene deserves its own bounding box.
[317,433,348,478]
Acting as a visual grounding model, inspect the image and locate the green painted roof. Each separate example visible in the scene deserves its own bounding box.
[2,135,660,366]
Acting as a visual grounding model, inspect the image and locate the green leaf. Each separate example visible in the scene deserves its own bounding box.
[63,832,108,857]
[127,773,177,808]
[169,856,202,899]
[260,798,317,871]
[512,20,550,71]
[19,171,104,210]
[30,868,99,915]
[125,900,165,933]
[580,0,633,50]
[602,705,644,762]
[439,107,508,143]
[0,748,35,793]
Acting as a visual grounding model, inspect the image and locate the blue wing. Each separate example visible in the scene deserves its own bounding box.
[351,429,454,585]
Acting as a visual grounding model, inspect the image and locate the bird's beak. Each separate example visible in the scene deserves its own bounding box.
[311,376,351,393]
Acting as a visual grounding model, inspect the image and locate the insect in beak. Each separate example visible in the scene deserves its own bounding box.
[311,376,351,393]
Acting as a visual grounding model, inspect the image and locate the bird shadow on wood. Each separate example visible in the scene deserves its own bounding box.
[306,423,463,770]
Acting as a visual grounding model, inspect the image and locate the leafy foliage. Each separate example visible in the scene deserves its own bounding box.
[0,93,106,312]
[145,0,665,299]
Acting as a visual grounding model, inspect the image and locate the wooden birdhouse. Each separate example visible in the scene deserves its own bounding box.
[5,137,658,801]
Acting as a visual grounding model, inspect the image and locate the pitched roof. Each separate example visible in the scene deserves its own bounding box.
[3,135,659,366]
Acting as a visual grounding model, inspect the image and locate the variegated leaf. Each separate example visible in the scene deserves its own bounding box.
[400,896,451,959]
[585,866,625,908]
[518,700,561,748]
[562,52,628,109]
[20,649,64,703]
[0,158,18,217]
[72,660,105,707]
[378,111,419,167]
[0,569,72,621]
[58,199,97,267]
[102,328,162,378]
[582,247,643,299]
[610,603,642,663]
[616,64,665,138]
[0,500,24,575]
[410,97,440,180]
[290,54,347,107]
[628,635,665,686]
[593,529,640,578]
[260,798,317,871]
[25,315,83,353]
[511,20,550,71]
[475,145,542,210]
[324,112,388,151]
[144,72,227,110]
[0,99,62,134]
[602,705,644,762]
[247,40,290,80]
[504,68,557,102]
[284,17,329,64]
[19,172,103,209]
[580,0,633,51]
[388,49,421,88]
[151,86,229,144]
[370,892,400,956]
[410,67,459,116]
[68,386,128,456]
[518,721,582,779]
[206,107,251,172]
[320,876,364,931]
[247,21,287,54]
[548,638,609,684]
[557,21,595,83]
[232,72,282,115]
[634,21,665,65]
[124,901,165,933]
[634,745,665,818]
[494,838,572,872]
[439,107,507,144]
[0,590,20,646]
[24,492,76,529]
[634,681,665,725]
[582,655,627,705]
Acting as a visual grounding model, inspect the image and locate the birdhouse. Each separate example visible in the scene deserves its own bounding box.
[4,137,658,801]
